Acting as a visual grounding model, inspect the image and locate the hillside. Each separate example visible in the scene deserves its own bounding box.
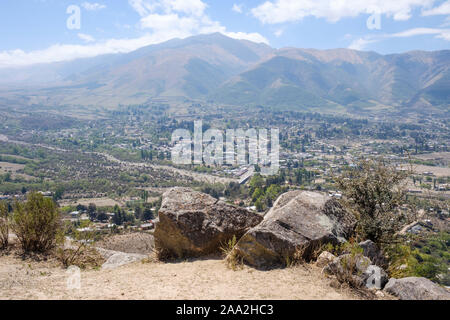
[0,33,448,111]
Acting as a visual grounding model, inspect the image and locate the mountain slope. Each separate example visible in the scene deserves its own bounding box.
[212,48,450,110]
[0,33,448,111]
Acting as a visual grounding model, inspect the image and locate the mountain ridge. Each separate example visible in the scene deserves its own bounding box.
[0,33,448,111]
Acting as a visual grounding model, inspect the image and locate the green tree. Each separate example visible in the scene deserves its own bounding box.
[255,197,265,212]
[252,188,263,202]
[53,186,65,201]
[142,207,154,221]
[13,192,61,253]
[336,158,410,245]
[88,203,97,221]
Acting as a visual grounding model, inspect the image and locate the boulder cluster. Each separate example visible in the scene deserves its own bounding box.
[154,187,450,300]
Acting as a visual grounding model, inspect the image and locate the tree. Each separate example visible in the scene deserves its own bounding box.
[96,212,108,222]
[134,206,143,220]
[249,174,264,193]
[53,186,65,201]
[112,205,124,225]
[88,203,97,221]
[76,204,87,212]
[336,158,411,245]
[252,188,263,202]
[142,207,153,221]
[13,192,61,253]
[255,197,264,212]
[0,201,9,249]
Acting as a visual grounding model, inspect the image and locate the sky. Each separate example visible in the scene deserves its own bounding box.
[0,0,449,68]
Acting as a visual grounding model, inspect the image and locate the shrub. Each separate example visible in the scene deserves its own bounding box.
[220,235,243,271]
[13,192,61,253]
[0,201,9,249]
[335,158,410,245]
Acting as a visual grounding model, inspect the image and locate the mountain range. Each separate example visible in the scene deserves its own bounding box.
[1,33,449,112]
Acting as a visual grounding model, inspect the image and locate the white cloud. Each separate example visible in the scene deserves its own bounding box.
[0,35,171,68]
[348,27,450,50]
[81,2,106,11]
[251,0,436,24]
[78,33,95,43]
[134,0,268,43]
[232,4,243,14]
[224,31,269,44]
[422,0,450,16]
[274,29,284,37]
[0,0,268,68]
[348,37,377,50]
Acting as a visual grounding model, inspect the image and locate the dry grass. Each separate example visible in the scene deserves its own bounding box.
[220,235,243,271]
[0,253,364,300]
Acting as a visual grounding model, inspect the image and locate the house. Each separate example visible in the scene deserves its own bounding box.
[140,223,154,231]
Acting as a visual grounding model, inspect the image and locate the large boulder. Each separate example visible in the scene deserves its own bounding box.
[234,191,356,269]
[384,277,450,300]
[154,187,263,259]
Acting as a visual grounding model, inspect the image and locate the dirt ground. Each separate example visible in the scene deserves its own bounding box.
[0,251,364,300]
[96,232,155,255]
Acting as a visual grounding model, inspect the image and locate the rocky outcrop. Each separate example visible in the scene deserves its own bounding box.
[101,252,147,270]
[154,187,263,259]
[384,277,450,300]
[358,240,387,268]
[323,253,389,289]
[324,254,372,287]
[235,191,356,269]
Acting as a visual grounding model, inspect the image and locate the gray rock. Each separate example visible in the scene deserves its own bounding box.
[384,277,450,300]
[154,187,263,259]
[101,252,147,270]
[316,251,336,268]
[359,240,387,268]
[362,265,389,290]
[326,254,372,287]
[235,191,356,269]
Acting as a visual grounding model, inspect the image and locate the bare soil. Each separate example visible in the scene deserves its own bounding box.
[0,251,364,300]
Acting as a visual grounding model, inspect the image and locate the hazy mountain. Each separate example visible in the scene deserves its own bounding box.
[0,33,448,111]
[212,48,450,110]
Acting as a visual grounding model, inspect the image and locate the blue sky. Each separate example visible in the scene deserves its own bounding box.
[0,0,449,67]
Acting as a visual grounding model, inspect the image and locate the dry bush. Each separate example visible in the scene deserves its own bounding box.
[55,221,104,269]
[56,246,104,269]
[220,235,243,271]
[12,192,61,253]
[335,158,411,246]
[327,242,367,288]
[0,201,9,249]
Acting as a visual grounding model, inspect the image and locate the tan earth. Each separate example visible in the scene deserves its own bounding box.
[0,252,364,300]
